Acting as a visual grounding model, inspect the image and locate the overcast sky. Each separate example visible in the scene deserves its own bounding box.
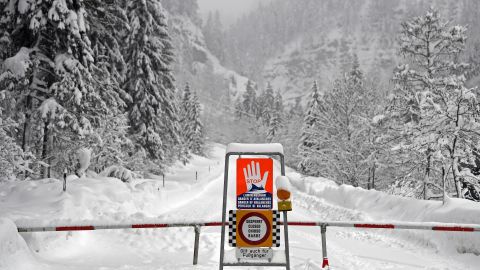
[197,0,269,26]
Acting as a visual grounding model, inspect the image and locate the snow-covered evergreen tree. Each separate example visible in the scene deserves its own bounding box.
[180,83,204,158]
[89,113,134,173]
[240,80,257,118]
[0,0,112,177]
[387,9,475,198]
[123,0,181,162]
[297,60,378,186]
[297,81,322,175]
[0,102,23,181]
[315,61,373,186]
[288,96,304,119]
[267,91,284,142]
[190,89,204,155]
[259,83,275,126]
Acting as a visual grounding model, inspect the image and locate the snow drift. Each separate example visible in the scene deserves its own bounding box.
[0,218,43,270]
[288,171,480,255]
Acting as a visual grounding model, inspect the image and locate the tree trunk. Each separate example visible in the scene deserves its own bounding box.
[21,95,33,179]
[452,156,463,198]
[41,120,49,178]
[424,151,432,200]
[372,163,376,190]
[21,95,32,152]
[367,167,371,190]
[442,166,446,205]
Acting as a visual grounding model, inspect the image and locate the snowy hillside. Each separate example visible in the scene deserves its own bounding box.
[1,144,480,269]
[263,31,397,100]
[165,12,249,104]
[223,0,480,101]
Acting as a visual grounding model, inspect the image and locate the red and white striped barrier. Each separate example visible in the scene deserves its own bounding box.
[17,220,480,233]
[17,221,223,232]
[283,221,480,232]
[15,220,480,269]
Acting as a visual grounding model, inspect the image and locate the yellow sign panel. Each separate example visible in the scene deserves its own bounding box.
[236,210,273,247]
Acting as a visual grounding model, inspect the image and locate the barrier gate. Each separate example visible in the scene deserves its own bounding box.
[13,143,480,269]
[219,143,291,269]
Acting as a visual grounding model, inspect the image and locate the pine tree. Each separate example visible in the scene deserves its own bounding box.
[0,0,110,177]
[179,83,193,163]
[297,81,322,175]
[315,61,373,186]
[190,90,204,155]
[234,97,244,119]
[89,113,134,173]
[267,91,284,142]
[297,60,377,186]
[288,96,303,119]
[180,83,204,158]
[123,0,181,162]
[239,80,257,118]
[387,9,474,198]
[260,83,275,126]
[0,103,23,181]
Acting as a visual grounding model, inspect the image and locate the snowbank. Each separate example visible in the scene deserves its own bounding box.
[226,143,284,154]
[0,218,43,270]
[288,171,480,255]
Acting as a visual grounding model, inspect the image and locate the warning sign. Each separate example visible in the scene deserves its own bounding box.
[236,158,273,209]
[238,211,271,246]
[228,210,280,248]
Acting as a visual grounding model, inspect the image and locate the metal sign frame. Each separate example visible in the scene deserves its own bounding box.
[219,151,290,269]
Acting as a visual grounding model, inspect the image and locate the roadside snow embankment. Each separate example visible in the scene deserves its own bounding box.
[0,218,43,270]
[288,171,480,255]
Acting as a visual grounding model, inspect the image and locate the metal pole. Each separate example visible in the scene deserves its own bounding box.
[63,168,67,192]
[283,211,291,270]
[193,225,201,265]
[196,171,198,181]
[163,174,165,188]
[219,154,230,270]
[280,154,290,270]
[321,225,329,269]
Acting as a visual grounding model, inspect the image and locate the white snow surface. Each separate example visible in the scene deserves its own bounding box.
[226,143,284,154]
[76,148,91,178]
[276,175,291,192]
[0,143,480,269]
[2,47,32,78]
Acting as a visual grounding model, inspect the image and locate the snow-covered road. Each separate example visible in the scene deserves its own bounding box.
[1,144,479,269]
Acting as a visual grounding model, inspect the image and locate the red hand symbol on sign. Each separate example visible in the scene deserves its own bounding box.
[242,161,269,191]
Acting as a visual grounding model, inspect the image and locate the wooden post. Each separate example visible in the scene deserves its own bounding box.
[196,171,198,181]
[163,174,165,188]
[63,168,67,192]
[442,166,446,205]
[193,225,201,265]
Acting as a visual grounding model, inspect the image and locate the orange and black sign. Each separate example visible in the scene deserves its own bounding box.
[228,210,280,248]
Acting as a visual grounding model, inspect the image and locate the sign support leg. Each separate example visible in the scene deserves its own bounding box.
[283,211,291,270]
[279,154,290,270]
[219,154,230,270]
